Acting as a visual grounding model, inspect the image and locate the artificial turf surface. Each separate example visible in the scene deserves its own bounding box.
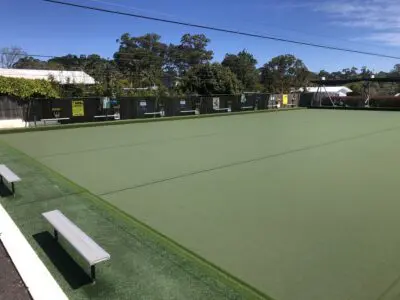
[3,109,400,299]
[0,141,267,300]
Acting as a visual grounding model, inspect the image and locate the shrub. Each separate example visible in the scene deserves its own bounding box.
[0,76,59,99]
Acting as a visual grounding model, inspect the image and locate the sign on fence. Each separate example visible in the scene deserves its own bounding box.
[213,97,220,110]
[72,100,85,117]
[283,94,288,105]
[52,108,61,118]
[102,97,111,109]
[241,94,247,104]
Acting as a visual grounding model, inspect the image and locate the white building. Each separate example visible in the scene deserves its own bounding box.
[299,86,352,97]
[0,68,95,85]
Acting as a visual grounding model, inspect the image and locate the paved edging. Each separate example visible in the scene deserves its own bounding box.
[0,204,68,300]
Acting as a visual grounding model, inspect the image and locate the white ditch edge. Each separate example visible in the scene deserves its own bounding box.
[0,204,68,300]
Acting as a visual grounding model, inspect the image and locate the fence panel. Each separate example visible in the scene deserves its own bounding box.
[0,96,24,120]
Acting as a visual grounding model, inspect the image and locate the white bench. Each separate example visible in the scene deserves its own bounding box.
[0,164,21,196]
[41,118,70,125]
[94,115,117,120]
[42,210,110,283]
[144,112,164,117]
[214,108,230,112]
[180,110,197,115]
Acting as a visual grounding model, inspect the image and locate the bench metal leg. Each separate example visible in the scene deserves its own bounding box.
[11,182,15,196]
[54,229,58,241]
[0,175,3,184]
[91,265,96,283]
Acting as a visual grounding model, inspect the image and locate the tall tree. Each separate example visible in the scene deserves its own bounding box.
[391,64,400,93]
[341,67,358,79]
[13,56,64,70]
[167,34,213,76]
[391,64,400,76]
[1,46,26,68]
[222,50,259,91]
[13,57,49,69]
[360,66,373,77]
[317,70,331,80]
[79,55,112,82]
[114,33,167,87]
[47,54,82,70]
[260,54,309,93]
[180,63,241,95]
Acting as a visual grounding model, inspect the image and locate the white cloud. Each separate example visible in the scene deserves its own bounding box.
[311,0,400,46]
[365,33,400,46]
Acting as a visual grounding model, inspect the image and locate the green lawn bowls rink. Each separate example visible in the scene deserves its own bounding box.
[3,109,400,300]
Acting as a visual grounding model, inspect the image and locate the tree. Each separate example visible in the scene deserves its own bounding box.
[114,33,167,88]
[79,55,112,82]
[1,46,26,68]
[260,54,309,93]
[341,67,358,79]
[360,66,373,78]
[47,54,82,70]
[222,50,259,91]
[167,34,213,76]
[14,56,66,70]
[180,63,241,95]
[392,64,400,75]
[13,57,51,69]
[391,64,400,94]
[0,76,59,98]
[317,70,331,80]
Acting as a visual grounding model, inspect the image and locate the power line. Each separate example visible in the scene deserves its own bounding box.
[43,0,400,60]
[0,52,55,59]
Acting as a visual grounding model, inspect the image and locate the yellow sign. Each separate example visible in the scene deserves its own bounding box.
[283,94,288,105]
[72,100,84,117]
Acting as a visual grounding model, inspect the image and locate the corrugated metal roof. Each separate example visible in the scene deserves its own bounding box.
[299,86,353,94]
[0,68,96,85]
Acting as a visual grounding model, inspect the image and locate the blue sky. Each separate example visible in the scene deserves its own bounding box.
[2,0,400,72]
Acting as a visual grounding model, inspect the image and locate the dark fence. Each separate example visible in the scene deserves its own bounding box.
[299,92,341,107]
[0,96,26,120]
[1,93,301,123]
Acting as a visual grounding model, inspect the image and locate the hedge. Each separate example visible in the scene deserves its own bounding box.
[0,76,59,99]
[321,96,400,108]
[370,96,400,108]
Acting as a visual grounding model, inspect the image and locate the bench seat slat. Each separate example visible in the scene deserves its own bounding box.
[41,118,70,121]
[144,112,162,115]
[42,210,110,265]
[0,165,21,183]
